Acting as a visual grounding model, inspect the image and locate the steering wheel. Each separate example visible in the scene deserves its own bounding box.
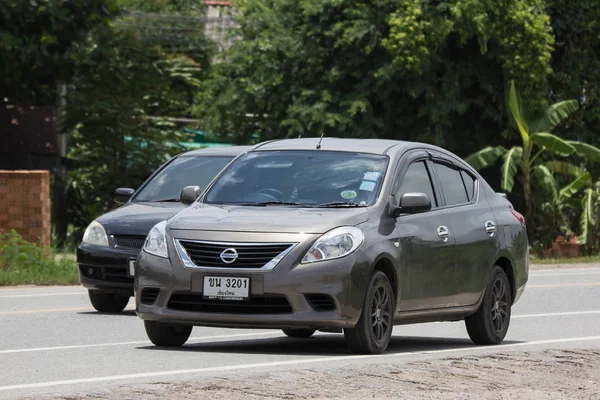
[255,188,286,200]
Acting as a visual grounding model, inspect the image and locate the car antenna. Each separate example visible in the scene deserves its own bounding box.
[316,132,324,149]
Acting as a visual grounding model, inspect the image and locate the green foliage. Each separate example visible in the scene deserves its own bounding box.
[195,0,554,156]
[546,0,600,148]
[500,147,523,192]
[465,81,589,217]
[65,1,213,230]
[0,231,78,286]
[0,0,119,105]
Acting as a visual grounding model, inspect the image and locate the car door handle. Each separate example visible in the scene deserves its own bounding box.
[437,225,450,243]
[485,221,497,236]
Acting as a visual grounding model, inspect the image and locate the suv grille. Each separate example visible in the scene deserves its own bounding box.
[178,240,294,269]
[167,292,293,314]
[113,235,146,251]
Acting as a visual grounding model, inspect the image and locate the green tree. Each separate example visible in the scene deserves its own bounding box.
[195,0,553,157]
[546,0,600,147]
[64,1,212,231]
[0,0,118,105]
[466,81,600,220]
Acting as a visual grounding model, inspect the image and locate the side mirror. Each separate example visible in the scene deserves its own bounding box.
[180,185,201,205]
[114,188,135,205]
[390,192,431,218]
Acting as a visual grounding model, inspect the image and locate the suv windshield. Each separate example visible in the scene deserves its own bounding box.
[134,156,233,202]
[204,151,388,206]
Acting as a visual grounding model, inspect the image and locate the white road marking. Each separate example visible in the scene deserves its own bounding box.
[531,267,600,275]
[513,310,600,319]
[0,332,281,355]
[0,292,86,299]
[1,335,600,392]
[531,270,600,277]
[528,282,600,288]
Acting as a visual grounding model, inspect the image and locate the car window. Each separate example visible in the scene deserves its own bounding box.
[397,161,437,207]
[204,150,388,206]
[434,162,469,206]
[460,170,476,201]
[134,156,233,202]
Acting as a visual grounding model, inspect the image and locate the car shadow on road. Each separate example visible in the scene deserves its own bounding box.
[137,334,523,356]
[77,310,137,317]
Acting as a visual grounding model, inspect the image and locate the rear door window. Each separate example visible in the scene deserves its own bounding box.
[460,170,476,201]
[433,162,469,206]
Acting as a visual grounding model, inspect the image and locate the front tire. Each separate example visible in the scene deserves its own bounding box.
[465,265,512,345]
[282,329,315,338]
[88,290,129,313]
[144,321,192,347]
[344,271,395,354]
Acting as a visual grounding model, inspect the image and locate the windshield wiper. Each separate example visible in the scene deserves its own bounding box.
[240,201,310,206]
[151,198,180,202]
[316,202,366,208]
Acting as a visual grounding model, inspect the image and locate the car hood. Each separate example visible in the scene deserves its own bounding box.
[97,202,186,235]
[167,203,370,234]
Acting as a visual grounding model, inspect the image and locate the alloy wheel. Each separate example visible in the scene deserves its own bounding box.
[490,275,510,333]
[371,284,393,343]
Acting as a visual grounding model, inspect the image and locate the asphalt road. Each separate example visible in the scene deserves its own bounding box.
[1,266,600,399]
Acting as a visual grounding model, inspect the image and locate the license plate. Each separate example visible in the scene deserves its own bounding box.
[128,259,136,277]
[203,276,250,301]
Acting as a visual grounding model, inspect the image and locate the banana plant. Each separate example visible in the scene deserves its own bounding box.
[534,165,591,237]
[579,182,600,246]
[465,81,600,217]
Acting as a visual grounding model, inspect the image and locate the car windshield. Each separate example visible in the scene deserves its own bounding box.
[204,151,388,206]
[134,156,233,202]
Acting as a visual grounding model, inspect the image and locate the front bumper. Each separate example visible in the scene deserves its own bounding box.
[77,244,139,296]
[135,232,373,330]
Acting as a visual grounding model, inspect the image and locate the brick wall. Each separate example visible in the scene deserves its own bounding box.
[0,170,51,247]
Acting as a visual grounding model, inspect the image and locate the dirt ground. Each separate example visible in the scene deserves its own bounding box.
[51,348,600,400]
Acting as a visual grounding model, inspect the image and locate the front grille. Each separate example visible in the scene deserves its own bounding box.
[80,265,133,284]
[113,235,146,251]
[305,294,336,311]
[141,288,160,305]
[167,292,293,314]
[178,240,294,269]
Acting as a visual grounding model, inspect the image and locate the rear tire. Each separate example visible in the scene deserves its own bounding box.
[144,321,192,347]
[465,265,512,345]
[88,290,129,313]
[344,271,395,354]
[282,329,315,338]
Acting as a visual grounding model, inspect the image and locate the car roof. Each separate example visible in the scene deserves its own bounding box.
[250,138,415,155]
[180,145,253,157]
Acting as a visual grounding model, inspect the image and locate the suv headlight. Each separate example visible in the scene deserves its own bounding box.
[82,220,109,247]
[144,220,168,258]
[301,227,364,263]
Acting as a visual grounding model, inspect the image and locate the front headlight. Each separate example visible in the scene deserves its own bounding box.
[143,220,168,258]
[301,226,364,263]
[82,220,109,247]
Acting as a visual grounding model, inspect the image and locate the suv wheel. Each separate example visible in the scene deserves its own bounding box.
[282,329,315,338]
[465,265,512,344]
[144,321,192,347]
[344,270,394,354]
[88,290,129,313]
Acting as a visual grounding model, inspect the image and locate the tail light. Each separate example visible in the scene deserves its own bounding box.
[511,210,526,227]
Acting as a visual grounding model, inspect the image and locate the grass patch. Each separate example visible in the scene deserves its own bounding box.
[530,255,600,265]
[0,231,79,286]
